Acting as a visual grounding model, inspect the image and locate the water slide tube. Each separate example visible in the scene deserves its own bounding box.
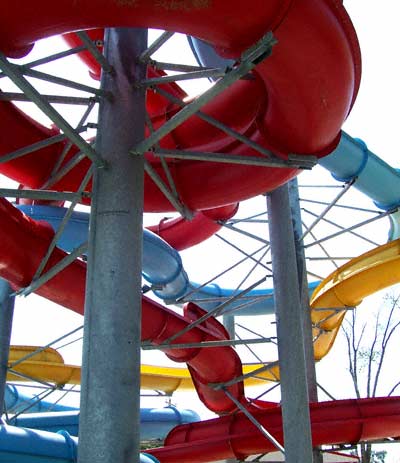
[4,2,398,460]
[0,424,158,463]
[319,131,400,240]
[148,396,400,463]
[188,37,400,237]
[0,197,245,414]
[5,384,76,414]
[6,344,277,392]
[0,0,360,212]
[0,187,400,461]
[16,203,302,314]
[9,406,200,442]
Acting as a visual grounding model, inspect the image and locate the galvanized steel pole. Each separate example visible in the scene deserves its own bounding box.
[288,178,323,463]
[0,279,15,418]
[78,28,147,463]
[267,184,314,462]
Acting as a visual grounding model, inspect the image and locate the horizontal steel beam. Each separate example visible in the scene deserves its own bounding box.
[0,91,97,105]
[152,148,316,169]
[142,337,275,350]
[0,188,90,201]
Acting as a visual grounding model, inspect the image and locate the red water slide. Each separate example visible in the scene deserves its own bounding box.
[3,185,400,461]
[149,397,400,462]
[0,0,360,212]
[0,198,243,414]
[1,0,391,460]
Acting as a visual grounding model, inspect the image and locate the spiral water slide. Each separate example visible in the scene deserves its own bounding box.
[1,0,400,461]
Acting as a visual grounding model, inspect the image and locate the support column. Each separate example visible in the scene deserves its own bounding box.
[267,184,313,462]
[288,178,323,463]
[0,279,14,418]
[78,28,147,463]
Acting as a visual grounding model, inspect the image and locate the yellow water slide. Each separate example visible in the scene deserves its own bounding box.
[8,239,400,390]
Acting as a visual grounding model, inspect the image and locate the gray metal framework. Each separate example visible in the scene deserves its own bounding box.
[0,23,395,463]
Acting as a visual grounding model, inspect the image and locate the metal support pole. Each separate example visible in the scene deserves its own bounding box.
[78,27,147,463]
[267,184,314,462]
[288,178,323,463]
[288,178,318,400]
[223,315,235,339]
[0,279,15,417]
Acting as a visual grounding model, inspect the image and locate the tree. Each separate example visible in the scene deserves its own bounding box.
[342,291,400,462]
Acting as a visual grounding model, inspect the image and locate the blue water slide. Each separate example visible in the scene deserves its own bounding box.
[5,385,77,414]
[319,131,400,240]
[9,405,200,441]
[16,205,291,315]
[188,35,400,240]
[0,424,158,463]
[16,40,400,315]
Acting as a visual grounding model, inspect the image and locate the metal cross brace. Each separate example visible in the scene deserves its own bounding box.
[0,52,105,168]
[131,32,277,155]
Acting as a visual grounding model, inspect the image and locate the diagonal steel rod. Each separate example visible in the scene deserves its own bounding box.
[45,384,78,412]
[7,369,56,388]
[42,149,87,189]
[231,246,271,296]
[302,208,380,247]
[15,242,87,297]
[139,31,175,62]
[20,66,109,97]
[0,45,87,79]
[47,100,97,181]
[165,277,268,343]
[10,325,84,368]
[223,388,285,455]
[144,110,182,209]
[301,219,339,269]
[236,323,273,340]
[132,32,277,154]
[75,31,113,73]
[215,234,271,273]
[217,223,270,245]
[317,382,337,401]
[154,86,275,159]
[140,67,226,86]
[227,210,268,224]
[301,181,354,240]
[0,53,105,167]
[7,388,58,420]
[32,167,93,281]
[300,197,380,214]
[236,332,264,364]
[251,382,281,401]
[304,210,393,249]
[204,293,275,317]
[212,361,279,389]
[0,129,85,164]
[177,244,268,302]
[143,158,192,219]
